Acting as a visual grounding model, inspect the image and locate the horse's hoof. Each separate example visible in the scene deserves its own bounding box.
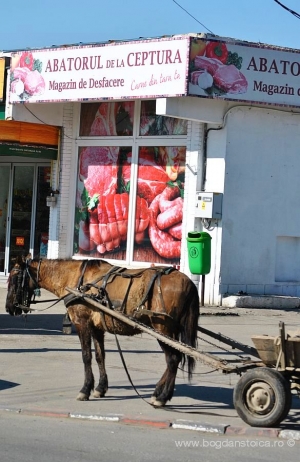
[151,398,166,407]
[76,392,89,401]
[150,395,157,404]
[93,390,105,398]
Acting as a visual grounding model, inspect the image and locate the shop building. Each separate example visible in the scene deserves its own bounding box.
[1,33,300,305]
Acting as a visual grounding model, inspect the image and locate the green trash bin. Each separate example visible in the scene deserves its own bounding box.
[187,231,212,275]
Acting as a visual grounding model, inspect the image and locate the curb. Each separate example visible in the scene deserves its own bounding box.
[1,407,300,440]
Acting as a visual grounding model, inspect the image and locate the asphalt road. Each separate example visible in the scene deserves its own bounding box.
[1,412,299,462]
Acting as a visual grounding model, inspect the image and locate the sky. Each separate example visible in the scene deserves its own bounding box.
[1,0,300,51]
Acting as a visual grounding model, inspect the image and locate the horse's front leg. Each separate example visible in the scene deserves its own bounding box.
[151,341,182,407]
[91,327,108,398]
[73,319,94,401]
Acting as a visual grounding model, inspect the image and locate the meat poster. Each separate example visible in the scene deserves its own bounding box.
[74,102,186,265]
[133,146,185,264]
[188,37,300,108]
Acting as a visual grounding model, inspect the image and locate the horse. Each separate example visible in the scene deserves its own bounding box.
[5,256,200,407]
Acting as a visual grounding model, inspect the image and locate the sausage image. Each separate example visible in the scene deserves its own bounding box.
[157,199,183,230]
[148,193,181,259]
[168,223,182,240]
[158,184,181,212]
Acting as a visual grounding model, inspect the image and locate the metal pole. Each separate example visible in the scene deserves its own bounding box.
[201,274,205,307]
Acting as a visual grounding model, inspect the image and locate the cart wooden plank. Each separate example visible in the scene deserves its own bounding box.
[252,323,300,369]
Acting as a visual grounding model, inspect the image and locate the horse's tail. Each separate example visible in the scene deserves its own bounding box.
[179,280,200,381]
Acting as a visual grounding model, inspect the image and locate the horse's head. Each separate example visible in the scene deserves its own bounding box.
[5,255,37,316]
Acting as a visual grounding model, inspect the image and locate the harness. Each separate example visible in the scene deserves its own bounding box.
[64,263,177,330]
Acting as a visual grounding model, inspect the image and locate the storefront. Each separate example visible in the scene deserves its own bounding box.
[0,120,60,278]
[5,34,300,304]
[7,36,192,274]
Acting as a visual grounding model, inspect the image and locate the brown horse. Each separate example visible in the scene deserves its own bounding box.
[5,257,200,406]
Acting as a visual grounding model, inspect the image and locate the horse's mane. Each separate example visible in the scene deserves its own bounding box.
[32,257,108,271]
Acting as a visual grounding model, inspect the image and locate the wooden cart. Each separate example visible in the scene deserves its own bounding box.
[233,321,300,427]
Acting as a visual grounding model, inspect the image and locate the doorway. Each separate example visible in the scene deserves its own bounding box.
[0,163,51,275]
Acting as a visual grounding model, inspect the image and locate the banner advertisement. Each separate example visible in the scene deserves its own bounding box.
[9,36,189,103]
[188,38,300,108]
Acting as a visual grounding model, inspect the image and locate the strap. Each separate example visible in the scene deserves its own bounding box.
[101,266,124,289]
[119,278,133,313]
[137,272,159,308]
[28,293,70,312]
[77,260,89,289]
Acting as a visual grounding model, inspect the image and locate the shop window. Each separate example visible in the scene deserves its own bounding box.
[74,146,132,260]
[75,99,187,265]
[79,101,134,136]
[140,100,187,136]
[132,146,186,265]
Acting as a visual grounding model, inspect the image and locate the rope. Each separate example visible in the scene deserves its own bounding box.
[112,319,153,406]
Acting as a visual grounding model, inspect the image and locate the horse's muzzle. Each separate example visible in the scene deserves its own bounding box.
[6,302,23,316]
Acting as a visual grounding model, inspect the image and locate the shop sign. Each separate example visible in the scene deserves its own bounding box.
[0,58,5,101]
[188,37,300,108]
[0,142,57,159]
[16,237,25,246]
[9,36,189,103]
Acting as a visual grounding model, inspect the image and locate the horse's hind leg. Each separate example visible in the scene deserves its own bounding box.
[91,327,108,398]
[73,319,95,401]
[151,341,182,407]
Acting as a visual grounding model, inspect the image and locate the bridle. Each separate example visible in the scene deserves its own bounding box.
[9,259,42,313]
[9,258,69,315]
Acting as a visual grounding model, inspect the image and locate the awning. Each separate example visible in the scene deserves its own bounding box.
[0,58,5,101]
[0,120,60,159]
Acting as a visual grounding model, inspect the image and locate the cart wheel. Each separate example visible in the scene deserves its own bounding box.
[233,368,291,427]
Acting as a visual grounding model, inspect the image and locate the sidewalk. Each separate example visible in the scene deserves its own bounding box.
[1,287,300,440]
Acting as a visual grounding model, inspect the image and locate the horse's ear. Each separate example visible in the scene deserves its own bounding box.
[14,255,24,266]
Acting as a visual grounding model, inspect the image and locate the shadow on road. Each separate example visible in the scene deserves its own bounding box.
[0,314,67,335]
[0,379,19,391]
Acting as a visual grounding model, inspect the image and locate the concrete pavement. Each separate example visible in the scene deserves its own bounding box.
[1,287,300,440]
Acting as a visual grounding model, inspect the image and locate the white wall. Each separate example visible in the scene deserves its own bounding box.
[11,103,64,126]
[201,126,227,305]
[182,121,205,292]
[220,106,300,297]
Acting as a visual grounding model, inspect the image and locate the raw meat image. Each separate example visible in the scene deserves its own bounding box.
[189,39,248,96]
[10,52,45,99]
